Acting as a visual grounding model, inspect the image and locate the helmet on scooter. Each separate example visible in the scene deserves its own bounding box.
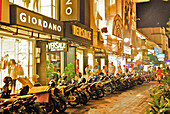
[3,76,12,84]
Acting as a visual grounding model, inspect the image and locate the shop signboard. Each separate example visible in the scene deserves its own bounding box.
[157,54,165,59]
[143,56,150,61]
[10,5,64,37]
[48,41,68,52]
[65,22,93,45]
[94,52,106,58]
[166,60,170,65]
[154,47,162,56]
[124,46,131,55]
[60,0,80,21]
[0,0,10,23]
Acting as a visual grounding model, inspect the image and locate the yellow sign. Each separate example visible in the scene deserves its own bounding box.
[72,25,91,40]
[60,0,80,21]
[143,56,150,61]
[1,0,10,23]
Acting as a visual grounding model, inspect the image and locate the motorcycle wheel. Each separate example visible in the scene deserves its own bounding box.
[45,97,56,113]
[85,91,91,101]
[97,87,104,98]
[56,99,67,112]
[68,91,80,107]
[79,92,88,105]
[103,84,112,95]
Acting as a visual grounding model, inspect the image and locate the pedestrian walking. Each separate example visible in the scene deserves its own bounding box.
[96,62,101,72]
[109,62,116,76]
[156,67,163,83]
[93,65,99,76]
[85,65,90,81]
[118,65,122,74]
[102,66,107,76]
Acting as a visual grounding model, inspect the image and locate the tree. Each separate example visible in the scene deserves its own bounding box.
[46,60,54,80]
[63,63,75,83]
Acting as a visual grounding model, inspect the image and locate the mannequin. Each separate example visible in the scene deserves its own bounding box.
[33,0,39,12]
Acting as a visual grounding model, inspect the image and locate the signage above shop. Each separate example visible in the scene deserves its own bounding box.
[157,54,165,59]
[48,41,68,52]
[72,25,91,40]
[60,0,80,21]
[143,56,150,61]
[94,52,106,58]
[0,0,10,24]
[10,5,64,37]
[124,46,131,55]
[65,22,93,46]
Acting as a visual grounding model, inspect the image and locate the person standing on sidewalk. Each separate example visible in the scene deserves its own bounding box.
[109,62,116,76]
[156,67,162,83]
[85,65,90,81]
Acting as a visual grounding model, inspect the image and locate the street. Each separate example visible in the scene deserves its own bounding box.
[56,81,157,114]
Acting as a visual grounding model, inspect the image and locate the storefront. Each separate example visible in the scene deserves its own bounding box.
[0,2,64,87]
[0,1,36,88]
[94,51,108,71]
[63,22,93,75]
[46,41,68,78]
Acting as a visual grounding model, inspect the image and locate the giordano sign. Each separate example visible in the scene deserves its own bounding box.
[10,5,64,37]
[48,41,68,52]
[60,0,80,21]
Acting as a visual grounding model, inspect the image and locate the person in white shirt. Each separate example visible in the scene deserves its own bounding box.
[109,62,116,75]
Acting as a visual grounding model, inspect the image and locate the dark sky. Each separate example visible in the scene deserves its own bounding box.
[136,0,170,28]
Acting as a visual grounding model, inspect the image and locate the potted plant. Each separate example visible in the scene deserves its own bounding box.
[63,63,75,83]
[46,60,54,83]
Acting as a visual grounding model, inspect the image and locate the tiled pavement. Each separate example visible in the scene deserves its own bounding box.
[59,81,157,114]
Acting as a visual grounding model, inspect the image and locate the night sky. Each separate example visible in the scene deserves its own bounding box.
[136,0,170,29]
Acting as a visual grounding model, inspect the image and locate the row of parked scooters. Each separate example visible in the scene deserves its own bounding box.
[0,72,154,113]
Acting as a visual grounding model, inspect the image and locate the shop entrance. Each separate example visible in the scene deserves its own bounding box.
[76,50,83,74]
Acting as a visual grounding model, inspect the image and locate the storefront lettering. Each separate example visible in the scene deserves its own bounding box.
[72,25,91,40]
[48,42,67,52]
[20,12,62,32]
[95,54,106,57]
[66,0,73,15]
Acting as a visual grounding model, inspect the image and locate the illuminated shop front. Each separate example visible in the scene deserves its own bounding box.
[0,35,35,88]
[0,1,64,87]
[64,22,93,75]
[46,41,68,78]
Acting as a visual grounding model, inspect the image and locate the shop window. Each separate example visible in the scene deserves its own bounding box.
[0,37,34,90]
[10,0,58,19]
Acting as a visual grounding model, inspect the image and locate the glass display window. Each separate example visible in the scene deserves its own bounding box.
[0,36,34,90]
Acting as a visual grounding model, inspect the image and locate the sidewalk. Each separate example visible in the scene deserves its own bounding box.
[87,81,157,114]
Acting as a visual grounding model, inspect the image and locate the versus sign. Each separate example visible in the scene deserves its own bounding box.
[10,5,64,37]
[48,41,68,52]
[60,0,80,21]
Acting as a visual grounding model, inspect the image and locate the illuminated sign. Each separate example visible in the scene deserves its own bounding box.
[157,54,165,59]
[48,41,68,52]
[60,0,80,21]
[72,25,91,40]
[10,5,64,37]
[124,46,131,55]
[94,52,106,58]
